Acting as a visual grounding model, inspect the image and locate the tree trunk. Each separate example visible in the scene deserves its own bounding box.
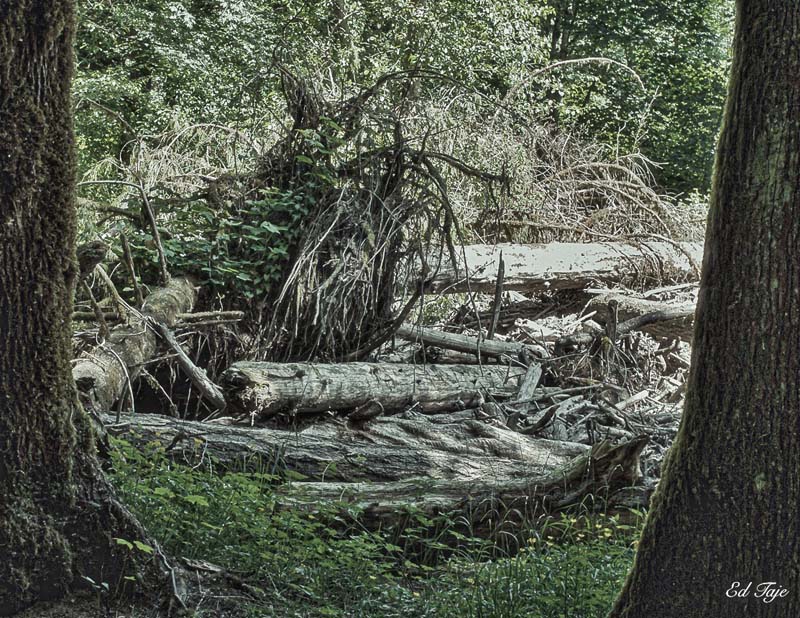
[278,437,649,533]
[426,241,703,294]
[395,324,547,360]
[0,3,163,613]
[586,292,696,341]
[610,4,800,617]
[222,361,527,418]
[103,412,588,482]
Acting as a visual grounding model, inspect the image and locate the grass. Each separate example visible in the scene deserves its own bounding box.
[109,437,641,617]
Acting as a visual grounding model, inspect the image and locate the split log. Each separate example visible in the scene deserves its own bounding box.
[221,362,527,417]
[395,324,547,361]
[72,277,196,414]
[278,436,650,531]
[104,412,588,482]
[427,242,703,294]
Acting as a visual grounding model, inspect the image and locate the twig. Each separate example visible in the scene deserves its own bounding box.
[487,251,505,339]
[120,233,145,306]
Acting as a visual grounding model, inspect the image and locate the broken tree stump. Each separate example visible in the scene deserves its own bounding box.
[72,277,196,414]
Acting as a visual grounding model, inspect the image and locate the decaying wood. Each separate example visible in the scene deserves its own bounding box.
[104,412,588,482]
[488,251,505,338]
[427,242,703,294]
[396,324,547,361]
[72,278,196,414]
[586,292,696,340]
[555,303,696,351]
[221,361,528,417]
[151,320,226,411]
[278,436,650,531]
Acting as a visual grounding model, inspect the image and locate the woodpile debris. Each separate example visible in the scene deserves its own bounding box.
[74,240,699,533]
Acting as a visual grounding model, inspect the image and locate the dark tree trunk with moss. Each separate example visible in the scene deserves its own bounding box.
[610,3,800,617]
[0,2,158,614]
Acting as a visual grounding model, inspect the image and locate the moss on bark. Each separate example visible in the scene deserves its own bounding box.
[0,2,163,614]
[609,3,800,616]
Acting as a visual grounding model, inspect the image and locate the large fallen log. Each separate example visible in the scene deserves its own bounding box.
[104,412,588,482]
[72,277,196,414]
[427,242,703,294]
[221,362,527,417]
[278,436,651,532]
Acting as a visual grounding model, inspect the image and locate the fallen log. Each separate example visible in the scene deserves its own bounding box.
[278,436,650,532]
[586,292,696,341]
[104,412,588,482]
[221,362,527,418]
[427,242,703,294]
[72,277,196,414]
[395,324,547,361]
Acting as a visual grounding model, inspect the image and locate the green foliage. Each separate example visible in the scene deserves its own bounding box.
[132,187,309,300]
[534,0,733,192]
[110,438,642,617]
[75,0,732,195]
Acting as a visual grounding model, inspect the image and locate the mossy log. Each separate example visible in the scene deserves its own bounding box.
[427,242,703,294]
[221,362,527,418]
[278,436,651,531]
[104,412,588,482]
[72,277,196,413]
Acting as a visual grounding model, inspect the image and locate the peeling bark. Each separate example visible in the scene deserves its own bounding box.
[221,361,528,417]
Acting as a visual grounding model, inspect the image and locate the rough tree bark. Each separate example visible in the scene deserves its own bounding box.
[103,412,588,482]
[222,361,527,417]
[610,3,800,616]
[0,3,165,613]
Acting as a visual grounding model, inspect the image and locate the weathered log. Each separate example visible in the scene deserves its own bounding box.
[586,292,696,340]
[72,277,196,414]
[427,242,703,294]
[104,412,588,482]
[396,324,547,360]
[278,436,650,531]
[221,362,528,417]
[555,300,696,351]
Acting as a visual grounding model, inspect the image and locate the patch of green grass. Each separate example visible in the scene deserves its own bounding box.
[109,438,640,617]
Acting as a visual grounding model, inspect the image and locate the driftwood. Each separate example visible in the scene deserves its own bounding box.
[221,362,528,417]
[104,412,588,482]
[72,277,196,414]
[395,324,547,361]
[278,436,650,531]
[427,242,703,294]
